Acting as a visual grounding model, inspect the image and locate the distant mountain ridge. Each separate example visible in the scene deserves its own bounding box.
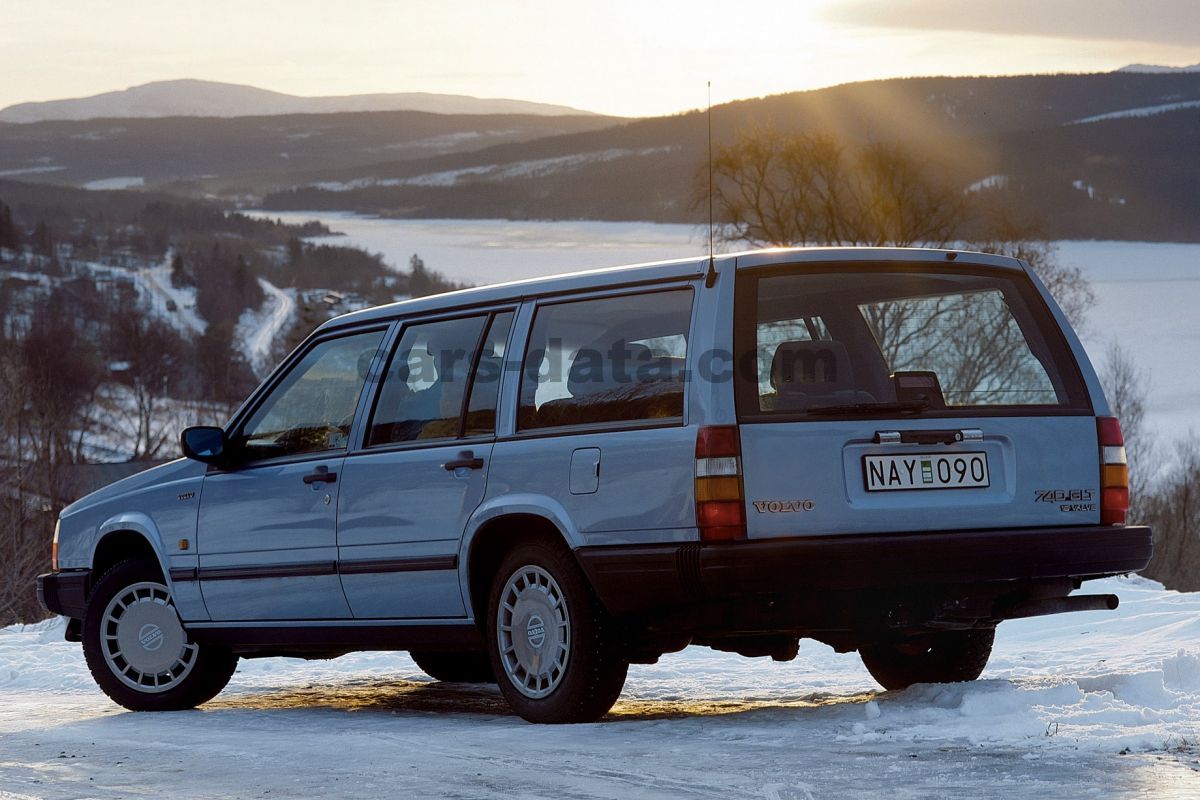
[0,79,599,123]
[1117,63,1200,74]
[2,71,1198,241]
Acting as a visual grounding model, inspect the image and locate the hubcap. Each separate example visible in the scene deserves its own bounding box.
[497,565,570,699]
[100,581,198,693]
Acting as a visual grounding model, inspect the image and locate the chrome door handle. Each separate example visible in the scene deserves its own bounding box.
[302,466,338,484]
[443,451,485,471]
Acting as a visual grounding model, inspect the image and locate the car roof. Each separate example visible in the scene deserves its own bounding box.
[318,246,1027,332]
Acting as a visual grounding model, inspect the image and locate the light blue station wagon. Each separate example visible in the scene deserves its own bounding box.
[39,247,1152,723]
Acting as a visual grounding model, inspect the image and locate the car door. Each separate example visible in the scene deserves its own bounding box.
[336,310,514,619]
[196,327,388,621]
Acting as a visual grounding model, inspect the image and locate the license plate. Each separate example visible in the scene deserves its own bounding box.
[863,452,990,491]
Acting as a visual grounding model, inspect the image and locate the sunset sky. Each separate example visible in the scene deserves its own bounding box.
[3,0,1198,116]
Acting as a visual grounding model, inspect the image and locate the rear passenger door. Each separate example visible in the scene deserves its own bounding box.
[336,310,514,619]
[487,288,698,545]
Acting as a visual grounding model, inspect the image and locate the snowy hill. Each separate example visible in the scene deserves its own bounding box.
[0,79,599,123]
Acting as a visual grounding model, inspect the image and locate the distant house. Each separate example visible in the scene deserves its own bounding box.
[61,460,170,502]
[15,460,170,513]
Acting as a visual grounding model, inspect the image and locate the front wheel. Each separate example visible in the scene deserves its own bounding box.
[486,540,628,723]
[82,559,238,711]
[859,628,995,691]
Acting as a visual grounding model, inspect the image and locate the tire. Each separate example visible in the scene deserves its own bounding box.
[410,650,496,683]
[82,559,238,711]
[486,539,628,723]
[859,628,995,691]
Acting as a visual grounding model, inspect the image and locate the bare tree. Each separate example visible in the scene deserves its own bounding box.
[709,127,965,249]
[1142,437,1200,591]
[965,205,1094,331]
[0,497,52,625]
[1099,342,1156,515]
[105,306,186,459]
[705,126,1094,331]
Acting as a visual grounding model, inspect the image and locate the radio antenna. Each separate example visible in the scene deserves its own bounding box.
[705,81,718,288]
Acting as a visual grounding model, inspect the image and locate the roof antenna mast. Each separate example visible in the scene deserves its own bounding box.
[705,81,718,288]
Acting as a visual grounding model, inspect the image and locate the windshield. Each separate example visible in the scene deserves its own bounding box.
[733,265,1090,419]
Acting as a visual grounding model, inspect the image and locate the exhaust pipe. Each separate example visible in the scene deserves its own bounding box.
[1002,594,1119,621]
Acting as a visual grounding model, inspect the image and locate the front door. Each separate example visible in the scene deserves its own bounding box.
[196,328,387,621]
[337,311,513,619]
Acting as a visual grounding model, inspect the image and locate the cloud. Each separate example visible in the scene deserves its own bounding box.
[826,0,1200,47]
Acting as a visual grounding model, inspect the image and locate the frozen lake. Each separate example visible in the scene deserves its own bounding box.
[251,212,1200,447]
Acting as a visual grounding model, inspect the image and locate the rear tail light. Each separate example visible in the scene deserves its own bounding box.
[51,519,60,572]
[1097,417,1129,525]
[696,426,746,541]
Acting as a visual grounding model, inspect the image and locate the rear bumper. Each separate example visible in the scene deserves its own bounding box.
[576,525,1153,618]
[37,570,91,619]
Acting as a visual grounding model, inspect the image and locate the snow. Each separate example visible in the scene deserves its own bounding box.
[311,147,675,191]
[234,277,295,375]
[2,576,1198,796]
[0,165,65,177]
[81,176,145,191]
[966,174,1009,193]
[1068,100,1200,125]
[130,253,206,336]
[1073,179,1098,199]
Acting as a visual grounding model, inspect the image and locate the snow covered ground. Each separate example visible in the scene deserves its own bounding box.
[132,254,206,337]
[2,576,1197,798]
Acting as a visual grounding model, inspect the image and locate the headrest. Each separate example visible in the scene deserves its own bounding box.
[771,340,855,393]
[357,349,377,380]
[388,349,414,383]
[567,341,656,397]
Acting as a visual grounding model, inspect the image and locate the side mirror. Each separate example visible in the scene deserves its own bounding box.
[181,426,229,465]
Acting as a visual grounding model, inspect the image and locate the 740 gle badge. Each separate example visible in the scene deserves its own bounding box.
[1034,488,1095,512]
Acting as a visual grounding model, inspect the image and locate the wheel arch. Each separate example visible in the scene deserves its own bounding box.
[459,498,580,627]
[90,514,170,585]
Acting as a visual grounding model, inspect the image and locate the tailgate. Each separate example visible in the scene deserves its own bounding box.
[740,416,1100,537]
[732,259,1098,538]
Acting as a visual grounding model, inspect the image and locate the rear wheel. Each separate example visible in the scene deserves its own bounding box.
[486,540,628,723]
[860,628,995,691]
[410,650,495,683]
[82,559,238,711]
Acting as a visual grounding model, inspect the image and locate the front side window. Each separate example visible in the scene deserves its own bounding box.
[238,330,386,460]
[519,289,693,430]
[735,267,1088,417]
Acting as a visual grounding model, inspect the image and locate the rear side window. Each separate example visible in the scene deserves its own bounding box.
[519,289,693,430]
[734,266,1089,418]
[368,315,485,445]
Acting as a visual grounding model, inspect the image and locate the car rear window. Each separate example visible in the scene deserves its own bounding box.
[734,265,1090,419]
